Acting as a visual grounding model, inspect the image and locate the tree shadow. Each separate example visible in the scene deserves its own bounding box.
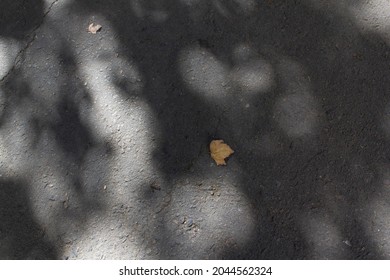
[68,0,390,259]
[0,0,44,40]
[1,0,390,259]
[0,177,57,259]
[0,0,112,258]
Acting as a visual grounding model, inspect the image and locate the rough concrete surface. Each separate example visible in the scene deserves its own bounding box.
[0,0,390,259]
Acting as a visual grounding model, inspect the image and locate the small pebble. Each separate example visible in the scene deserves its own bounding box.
[187,219,193,227]
[343,240,352,247]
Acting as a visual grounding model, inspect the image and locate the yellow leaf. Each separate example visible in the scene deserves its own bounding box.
[88,23,102,34]
[210,140,234,166]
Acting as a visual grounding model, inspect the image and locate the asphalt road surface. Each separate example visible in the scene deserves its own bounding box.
[0,0,390,259]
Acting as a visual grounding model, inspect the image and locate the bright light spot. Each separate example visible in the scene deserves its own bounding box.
[0,42,11,79]
[364,195,390,258]
[0,39,20,79]
[179,47,229,99]
[231,59,274,94]
[80,59,144,135]
[150,10,169,22]
[64,216,140,259]
[349,0,390,35]
[164,177,255,257]
[232,43,258,63]
[80,57,159,206]
[0,107,40,173]
[179,45,274,99]
[274,58,319,138]
[274,93,319,138]
[230,44,275,96]
[212,0,232,18]
[304,0,390,42]
[130,0,145,18]
[300,212,345,259]
[359,167,390,258]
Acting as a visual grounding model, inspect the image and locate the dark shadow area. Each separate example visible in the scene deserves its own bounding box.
[0,178,57,259]
[0,0,44,40]
[68,0,390,259]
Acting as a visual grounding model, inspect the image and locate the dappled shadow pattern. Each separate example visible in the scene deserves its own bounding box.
[0,0,110,258]
[69,0,390,259]
[0,0,390,259]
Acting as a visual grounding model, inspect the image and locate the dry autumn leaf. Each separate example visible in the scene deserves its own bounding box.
[210,140,234,166]
[88,23,102,34]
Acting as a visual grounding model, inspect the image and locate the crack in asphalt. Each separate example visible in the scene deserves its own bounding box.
[0,0,59,84]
